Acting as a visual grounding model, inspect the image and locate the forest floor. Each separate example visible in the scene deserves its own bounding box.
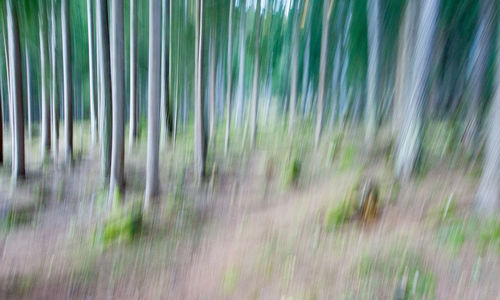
[0,122,499,299]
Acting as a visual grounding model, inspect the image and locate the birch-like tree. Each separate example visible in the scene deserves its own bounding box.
[40,2,51,160]
[61,0,73,164]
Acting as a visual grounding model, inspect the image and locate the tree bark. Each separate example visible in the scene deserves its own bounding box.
[144,0,162,204]
[249,0,261,149]
[25,45,32,142]
[96,0,112,179]
[40,3,51,160]
[365,0,380,149]
[109,0,125,202]
[6,0,25,181]
[87,0,97,146]
[50,0,59,161]
[61,0,73,164]
[315,0,332,148]
[160,0,172,146]
[395,0,439,180]
[194,0,206,183]
[288,5,299,136]
[209,28,216,146]
[235,0,246,127]
[224,0,234,154]
[128,0,138,149]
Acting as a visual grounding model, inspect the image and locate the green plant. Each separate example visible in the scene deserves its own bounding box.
[284,156,301,186]
[340,144,356,170]
[99,201,143,246]
[478,218,500,253]
[324,199,355,231]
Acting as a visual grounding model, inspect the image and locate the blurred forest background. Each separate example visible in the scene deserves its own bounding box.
[0,0,499,298]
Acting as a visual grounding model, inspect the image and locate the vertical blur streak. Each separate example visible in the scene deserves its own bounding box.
[365,0,380,149]
[395,0,439,180]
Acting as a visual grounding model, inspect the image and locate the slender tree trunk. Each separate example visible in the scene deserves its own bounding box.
[395,0,439,180]
[224,0,234,154]
[128,0,138,149]
[315,0,332,148]
[2,20,14,167]
[301,30,310,118]
[235,0,246,127]
[0,74,3,165]
[476,47,500,212]
[87,0,97,146]
[50,0,59,161]
[160,0,172,146]
[288,6,299,136]
[6,0,25,181]
[40,3,51,161]
[109,0,125,203]
[250,0,261,149]
[144,0,162,204]
[61,0,73,164]
[209,28,216,146]
[25,45,32,142]
[463,0,493,153]
[194,0,206,183]
[96,0,112,179]
[365,0,380,149]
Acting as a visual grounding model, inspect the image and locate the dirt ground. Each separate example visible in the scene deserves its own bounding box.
[0,128,499,299]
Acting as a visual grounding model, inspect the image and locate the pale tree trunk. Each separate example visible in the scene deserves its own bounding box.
[144,0,162,205]
[209,28,216,146]
[301,30,310,118]
[395,0,439,180]
[87,0,97,146]
[61,0,73,164]
[109,0,125,202]
[235,0,246,127]
[128,0,138,149]
[224,0,234,155]
[50,0,59,161]
[475,59,500,213]
[2,21,14,167]
[365,0,380,149]
[96,0,112,179]
[40,4,51,160]
[194,0,206,183]
[173,33,180,147]
[288,5,299,136]
[463,0,493,153]
[249,0,261,149]
[315,0,332,148]
[25,45,32,142]
[160,0,172,146]
[6,0,25,182]
[0,74,3,165]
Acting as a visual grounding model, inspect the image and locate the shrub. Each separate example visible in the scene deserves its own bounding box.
[284,156,301,186]
[324,198,355,231]
[99,201,143,246]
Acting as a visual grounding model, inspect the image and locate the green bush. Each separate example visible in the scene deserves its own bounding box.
[99,201,143,246]
[284,157,301,186]
[324,198,355,231]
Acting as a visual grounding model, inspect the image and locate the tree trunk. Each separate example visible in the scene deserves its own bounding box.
[160,0,172,146]
[301,30,310,118]
[144,0,162,204]
[249,0,261,149]
[463,0,493,153]
[365,0,380,149]
[96,0,112,179]
[235,0,246,127]
[288,5,299,136]
[25,45,32,142]
[0,73,3,165]
[2,19,15,168]
[109,0,125,202]
[128,0,138,149]
[475,59,500,212]
[194,0,206,183]
[40,3,51,160]
[315,0,332,148]
[50,0,59,161]
[224,0,234,155]
[87,0,97,146]
[6,0,25,181]
[395,0,439,180]
[209,28,216,146]
[61,0,73,164]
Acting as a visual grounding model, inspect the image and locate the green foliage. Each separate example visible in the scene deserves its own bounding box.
[97,201,143,246]
[340,144,356,170]
[478,218,500,254]
[284,156,301,186]
[222,265,239,294]
[327,133,343,163]
[324,196,355,232]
